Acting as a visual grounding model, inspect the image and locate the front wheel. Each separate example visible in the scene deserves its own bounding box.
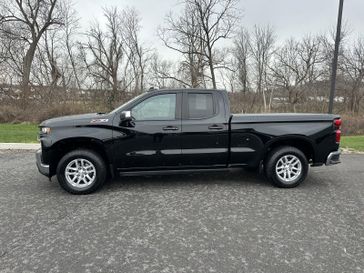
[265,146,308,188]
[56,149,107,194]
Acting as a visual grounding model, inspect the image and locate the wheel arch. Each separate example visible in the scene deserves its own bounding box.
[264,135,316,163]
[48,137,111,176]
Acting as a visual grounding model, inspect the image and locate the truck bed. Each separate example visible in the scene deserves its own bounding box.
[231,113,340,124]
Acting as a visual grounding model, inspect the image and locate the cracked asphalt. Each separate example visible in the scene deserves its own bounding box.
[0,150,363,273]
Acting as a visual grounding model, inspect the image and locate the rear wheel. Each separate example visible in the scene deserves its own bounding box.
[56,149,107,194]
[265,146,308,188]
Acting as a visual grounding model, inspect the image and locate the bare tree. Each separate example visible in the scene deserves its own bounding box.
[83,7,126,108]
[0,33,24,82]
[82,6,149,108]
[29,1,83,103]
[63,3,83,89]
[122,7,149,92]
[159,0,238,89]
[0,0,65,101]
[233,28,250,92]
[150,53,191,88]
[271,36,324,111]
[249,25,275,110]
[320,28,348,81]
[341,38,364,113]
[187,0,239,89]
[32,30,62,88]
[0,39,19,87]
[159,5,206,88]
[45,31,62,87]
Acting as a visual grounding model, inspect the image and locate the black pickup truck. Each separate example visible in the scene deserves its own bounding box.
[36,89,341,194]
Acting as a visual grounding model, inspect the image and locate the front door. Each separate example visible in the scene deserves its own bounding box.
[113,92,182,171]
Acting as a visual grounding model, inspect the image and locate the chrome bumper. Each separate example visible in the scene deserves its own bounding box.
[35,149,50,177]
[326,150,341,165]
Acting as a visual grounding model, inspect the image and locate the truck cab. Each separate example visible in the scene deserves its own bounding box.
[112,89,231,171]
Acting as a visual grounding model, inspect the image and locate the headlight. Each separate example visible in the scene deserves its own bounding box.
[41,127,51,134]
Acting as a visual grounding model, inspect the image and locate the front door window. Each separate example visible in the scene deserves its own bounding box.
[132,94,176,121]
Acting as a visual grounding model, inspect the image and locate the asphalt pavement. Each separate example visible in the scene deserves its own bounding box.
[0,150,363,273]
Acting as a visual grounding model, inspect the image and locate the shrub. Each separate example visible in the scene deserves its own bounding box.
[341,114,364,135]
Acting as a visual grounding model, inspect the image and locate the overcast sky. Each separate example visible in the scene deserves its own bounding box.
[74,0,364,58]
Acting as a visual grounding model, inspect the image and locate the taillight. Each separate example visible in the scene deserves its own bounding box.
[334,119,342,128]
[336,129,341,143]
[334,118,341,143]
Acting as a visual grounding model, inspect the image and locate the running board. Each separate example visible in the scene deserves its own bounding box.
[118,167,240,177]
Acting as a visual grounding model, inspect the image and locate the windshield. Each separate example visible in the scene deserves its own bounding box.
[109,93,145,114]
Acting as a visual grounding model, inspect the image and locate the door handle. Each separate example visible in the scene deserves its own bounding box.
[163,126,179,131]
[208,124,224,130]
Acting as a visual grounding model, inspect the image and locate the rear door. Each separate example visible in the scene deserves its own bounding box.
[180,90,229,168]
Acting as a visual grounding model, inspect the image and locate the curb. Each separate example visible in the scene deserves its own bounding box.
[341,148,364,155]
[0,143,40,150]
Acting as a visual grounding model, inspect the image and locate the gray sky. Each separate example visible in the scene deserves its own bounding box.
[74,0,364,58]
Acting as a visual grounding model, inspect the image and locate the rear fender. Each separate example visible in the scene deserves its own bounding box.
[263,135,316,163]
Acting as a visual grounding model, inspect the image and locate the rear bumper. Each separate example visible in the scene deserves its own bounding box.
[326,150,341,165]
[36,149,50,177]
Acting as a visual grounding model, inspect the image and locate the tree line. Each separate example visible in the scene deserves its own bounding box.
[0,0,363,114]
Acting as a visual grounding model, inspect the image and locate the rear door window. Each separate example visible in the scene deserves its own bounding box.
[187,93,214,119]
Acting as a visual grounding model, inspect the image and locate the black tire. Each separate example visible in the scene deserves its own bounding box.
[56,149,107,194]
[264,146,308,188]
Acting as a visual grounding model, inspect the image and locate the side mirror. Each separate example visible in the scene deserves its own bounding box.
[120,110,132,121]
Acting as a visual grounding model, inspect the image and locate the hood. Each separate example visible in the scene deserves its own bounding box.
[40,113,111,127]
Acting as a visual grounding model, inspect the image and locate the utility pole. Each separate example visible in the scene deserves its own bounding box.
[328,0,344,114]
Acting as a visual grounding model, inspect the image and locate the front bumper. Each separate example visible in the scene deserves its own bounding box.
[326,150,341,165]
[36,149,50,177]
